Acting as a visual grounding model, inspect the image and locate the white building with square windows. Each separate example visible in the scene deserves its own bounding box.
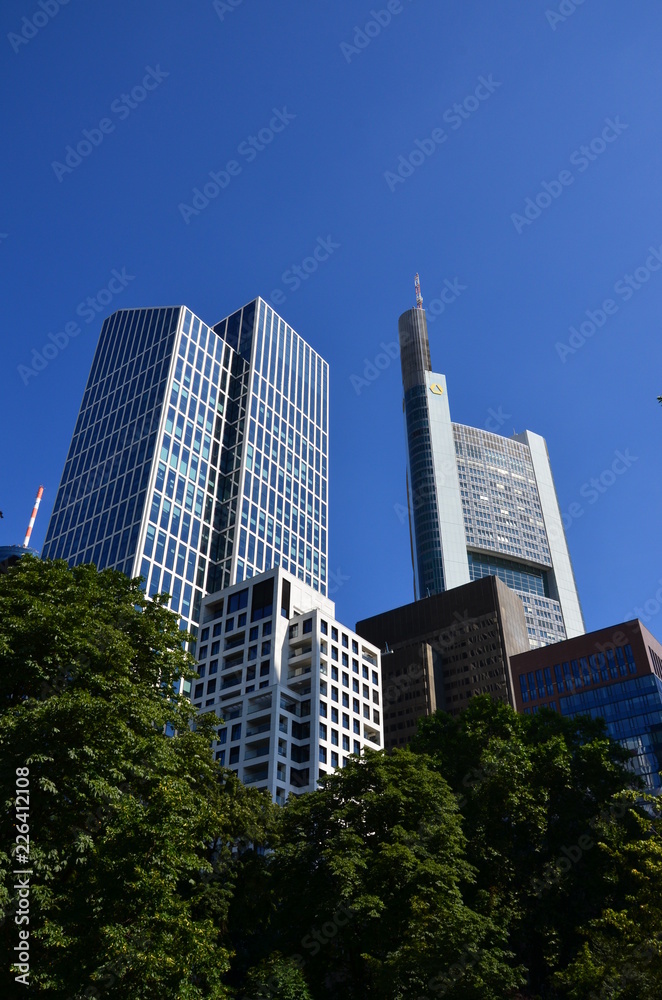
[193,566,383,801]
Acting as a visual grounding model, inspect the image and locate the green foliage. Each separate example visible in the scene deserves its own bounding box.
[259,749,522,1000]
[243,953,313,999]
[411,696,650,997]
[0,557,272,999]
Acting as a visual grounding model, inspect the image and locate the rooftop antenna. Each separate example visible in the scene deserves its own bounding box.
[414,272,423,310]
[23,486,44,548]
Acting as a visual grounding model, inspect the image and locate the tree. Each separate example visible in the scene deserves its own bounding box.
[258,748,522,1000]
[0,556,271,999]
[411,696,646,997]
[554,796,662,999]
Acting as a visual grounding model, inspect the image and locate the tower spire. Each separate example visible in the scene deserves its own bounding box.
[414,273,423,310]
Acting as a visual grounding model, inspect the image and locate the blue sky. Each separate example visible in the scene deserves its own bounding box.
[1,0,661,635]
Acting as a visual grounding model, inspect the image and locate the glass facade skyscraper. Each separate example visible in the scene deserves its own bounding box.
[42,298,329,640]
[398,296,584,648]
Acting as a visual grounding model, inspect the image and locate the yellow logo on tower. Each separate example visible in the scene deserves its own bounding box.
[429,383,444,395]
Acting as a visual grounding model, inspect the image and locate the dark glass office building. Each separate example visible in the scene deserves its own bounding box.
[42,299,329,638]
[511,619,662,791]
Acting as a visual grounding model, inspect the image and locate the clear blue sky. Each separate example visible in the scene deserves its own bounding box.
[1,0,661,635]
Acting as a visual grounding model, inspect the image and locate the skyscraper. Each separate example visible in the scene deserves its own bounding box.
[42,299,329,639]
[399,280,584,648]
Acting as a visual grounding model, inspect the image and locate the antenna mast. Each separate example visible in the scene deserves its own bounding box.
[23,486,44,548]
[414,273,423,310]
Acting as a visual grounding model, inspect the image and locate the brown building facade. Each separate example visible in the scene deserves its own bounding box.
[356,576,529,749]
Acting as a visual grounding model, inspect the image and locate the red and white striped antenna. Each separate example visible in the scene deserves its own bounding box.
[23,486,44,548]
[414,273,423,310]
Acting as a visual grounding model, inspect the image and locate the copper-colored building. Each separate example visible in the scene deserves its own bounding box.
[510,620,662,790]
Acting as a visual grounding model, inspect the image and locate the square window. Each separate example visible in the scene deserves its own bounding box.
[250,626,259,640]
[342,653,348,667]
[331,729,339,746]
[320,620,328,635]
[206,679,216,694]
[211,641,220,655]
[353,698,359,713]
[353,719,360,734]
[331,627,338,642]
[352,679,359,693]
[231,723,241,741]
[331,666,338,681]
[320,680,327,696]
[342,735,350,751]
[218,729,227,744]
[331,708,339,724]
[260,661,270,677]
[331,687,338,702]
[352,659,359,673]
[372,671,378,686]
[319,746,327,764]
[320,701,327,718]
[209,659,218,675]
[319,723,327,740]
[198,645,208,660]
[363,705,369,719]
[194,683,203,700]
[216,750,226,765]
[262,621,272,636]
[229,747,239,764]
[331,647,338,661]
[353,740,360,753]
[331,751,339,768]
[213,623,223,637]
[342,672,349,687]
[342,713,349,729]
[342,634,348,648]
[352,640,358,654]
[303,619,313,634]
[200,627,209,642]
[226,618,234,632]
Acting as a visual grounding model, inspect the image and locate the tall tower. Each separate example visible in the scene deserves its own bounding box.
[42,299,329,639]
[398,278,584,649]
